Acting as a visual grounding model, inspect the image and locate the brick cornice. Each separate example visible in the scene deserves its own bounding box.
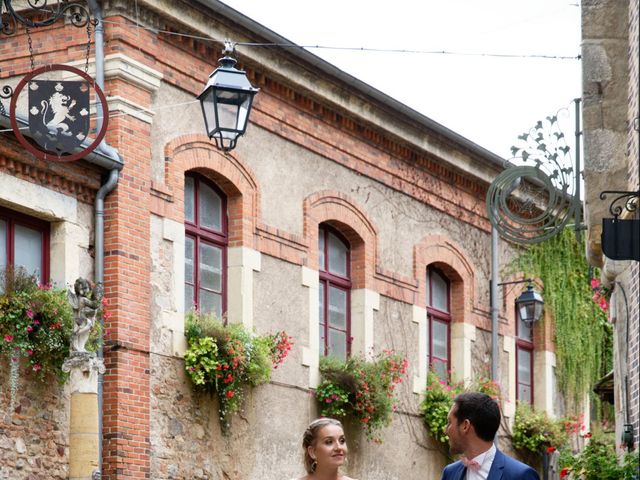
[95,10,494,225]
[0,140,100,204]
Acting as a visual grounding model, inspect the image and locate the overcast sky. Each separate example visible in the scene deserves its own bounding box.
[219,0,582,160]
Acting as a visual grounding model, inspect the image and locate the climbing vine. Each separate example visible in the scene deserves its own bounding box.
[509,228,612,409]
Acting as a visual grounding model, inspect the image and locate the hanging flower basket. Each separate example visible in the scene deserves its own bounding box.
[183,311,293,434]
[0,267,74,411]
[315,350,408,442]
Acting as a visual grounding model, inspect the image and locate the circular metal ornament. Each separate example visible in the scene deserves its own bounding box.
[486,165,575,245]
[9,64,109,163]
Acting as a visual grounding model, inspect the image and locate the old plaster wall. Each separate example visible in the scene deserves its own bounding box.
[147,121,512,480]
[137,4,530,479]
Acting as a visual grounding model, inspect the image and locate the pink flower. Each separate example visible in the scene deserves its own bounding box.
[590,278,600,289]
[26,326,33,333]
[599,298,609,311]
[32,320,40,325]
[4,335,13,342]
[26,309,34,319]
[27,349,33,356]
[32,364,42,372]
[226,390,234,399]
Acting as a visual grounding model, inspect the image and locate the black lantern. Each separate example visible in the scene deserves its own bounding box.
[515,283,544,327]
[198,42,259,152]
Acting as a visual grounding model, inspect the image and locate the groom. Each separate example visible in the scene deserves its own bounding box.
[441,392,539,480]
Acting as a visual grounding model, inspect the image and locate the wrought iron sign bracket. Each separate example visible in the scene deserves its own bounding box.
[1,0,94,36]
[487,99,584,245]
[599,190,640,262]
[0,1,107,161]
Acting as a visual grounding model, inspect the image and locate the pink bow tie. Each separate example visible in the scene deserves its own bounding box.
[461,456,481,471]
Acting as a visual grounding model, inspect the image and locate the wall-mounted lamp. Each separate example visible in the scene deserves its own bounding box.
[498,278,545,327]
[515,283,545,327]
[198,40,259,152]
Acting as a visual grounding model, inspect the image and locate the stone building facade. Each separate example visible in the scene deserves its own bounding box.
[581,0,639,453]
[1,1,559,478]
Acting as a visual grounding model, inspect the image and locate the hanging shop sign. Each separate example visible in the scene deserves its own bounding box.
[9,64,109,162]
[600,190,640,262]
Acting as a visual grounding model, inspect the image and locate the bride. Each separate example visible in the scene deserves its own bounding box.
[295,418,357,480]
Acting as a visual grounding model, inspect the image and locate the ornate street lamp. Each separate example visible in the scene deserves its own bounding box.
[515,283,544,327]
[198,41,259,152]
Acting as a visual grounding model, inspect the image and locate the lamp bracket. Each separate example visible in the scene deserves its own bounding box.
[497,278,534,287]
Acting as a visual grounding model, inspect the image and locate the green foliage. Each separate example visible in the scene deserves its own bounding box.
[183,311,293,433]
[421,370,463,446]
[558,431,639,479]
[315,379,350,418]
[512,402,568,454]
[0,267,74,380]
[420,370,502,451]
[509,228,613,408]
[316,350,408,441]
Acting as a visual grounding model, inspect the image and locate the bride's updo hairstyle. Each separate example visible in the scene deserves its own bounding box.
[302,418,343,473]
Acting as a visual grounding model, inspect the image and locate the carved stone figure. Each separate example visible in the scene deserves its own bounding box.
[68,278,103,353]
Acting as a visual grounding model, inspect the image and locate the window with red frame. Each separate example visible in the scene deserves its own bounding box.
[516,309,534,404]
[184,174,227,318]
[0,206,49,287]
[318,226,351,361]
[427,267,450,381]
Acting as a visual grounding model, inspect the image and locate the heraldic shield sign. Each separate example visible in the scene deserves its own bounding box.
[9,64,109,162]
[28,80,90,153]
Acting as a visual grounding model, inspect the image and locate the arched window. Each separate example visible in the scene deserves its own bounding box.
[427,266,450,381]
[516,309,534,404]
[184,173,227,318]
[318,225,351,361]
[0,206,49,287]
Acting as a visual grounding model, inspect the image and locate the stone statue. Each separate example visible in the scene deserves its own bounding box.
[68,278,103,354]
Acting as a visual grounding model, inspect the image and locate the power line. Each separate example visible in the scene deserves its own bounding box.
[98,19,580,61]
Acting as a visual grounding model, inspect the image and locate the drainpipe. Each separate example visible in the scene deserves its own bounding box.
[87,0,121,474]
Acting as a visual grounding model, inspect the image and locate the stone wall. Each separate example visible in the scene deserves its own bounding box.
[0,366,70,479]
[625,0,639,447]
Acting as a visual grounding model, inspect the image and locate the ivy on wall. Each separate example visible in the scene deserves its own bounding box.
[510,228,612,409]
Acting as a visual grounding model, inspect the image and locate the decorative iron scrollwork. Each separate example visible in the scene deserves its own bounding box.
[487,104,582,245]
[599,190,639,218]
[1,0,94,36]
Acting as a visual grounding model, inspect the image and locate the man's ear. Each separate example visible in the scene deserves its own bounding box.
[461,418,472,434]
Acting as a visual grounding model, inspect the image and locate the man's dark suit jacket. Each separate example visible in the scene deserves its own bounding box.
[440,449,540,480]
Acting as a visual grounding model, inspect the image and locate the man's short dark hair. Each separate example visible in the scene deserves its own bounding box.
[452,392,501,442]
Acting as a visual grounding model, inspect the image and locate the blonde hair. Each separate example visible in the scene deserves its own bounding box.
[302,418,344,473]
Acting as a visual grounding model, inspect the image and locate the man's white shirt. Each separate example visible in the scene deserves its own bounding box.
[466,444,496,480]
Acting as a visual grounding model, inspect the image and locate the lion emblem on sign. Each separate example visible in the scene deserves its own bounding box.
[29,80,89,154]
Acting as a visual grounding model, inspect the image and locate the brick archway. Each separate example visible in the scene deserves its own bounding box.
[164,134,260,247]
[303,190,377,289]
[414,235,476,322]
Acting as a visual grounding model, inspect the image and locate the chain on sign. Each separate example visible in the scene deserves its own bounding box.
[1,1,108,161]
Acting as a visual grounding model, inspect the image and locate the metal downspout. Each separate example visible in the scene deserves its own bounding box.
[88,0,119,474]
